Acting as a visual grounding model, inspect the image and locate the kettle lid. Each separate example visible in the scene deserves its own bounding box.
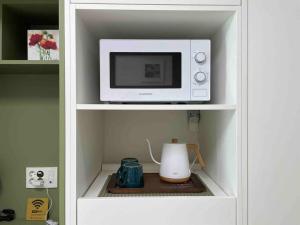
[171,138,178,143]
[166,138,186,145]
[171,138,185,144]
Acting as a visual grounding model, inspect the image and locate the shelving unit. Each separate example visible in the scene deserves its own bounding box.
[65,2,247,225]
[0,0,62,224]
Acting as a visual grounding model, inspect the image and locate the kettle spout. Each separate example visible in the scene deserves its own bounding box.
[146,139,160,165]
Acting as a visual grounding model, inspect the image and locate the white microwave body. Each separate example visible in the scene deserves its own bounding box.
[100,39,210,102]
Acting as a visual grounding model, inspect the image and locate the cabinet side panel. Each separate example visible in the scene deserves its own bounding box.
[77,111,104,197]
[211,13,238,104]
[76,15,100,104]
[199,111,237,196]
[248,0,300,224]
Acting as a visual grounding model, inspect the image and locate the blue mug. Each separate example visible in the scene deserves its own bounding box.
[120,158,139,166]
[116,158,139,180]
[117,162,144,188]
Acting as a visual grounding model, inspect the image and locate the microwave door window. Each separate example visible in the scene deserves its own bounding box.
[110,53,181,88]
[114,56,172,86]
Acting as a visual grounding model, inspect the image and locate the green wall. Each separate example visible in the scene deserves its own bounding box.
[0,74,59,221]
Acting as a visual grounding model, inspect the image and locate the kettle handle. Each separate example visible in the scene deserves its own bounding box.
[186,144,206,169]
[146,139,161,165]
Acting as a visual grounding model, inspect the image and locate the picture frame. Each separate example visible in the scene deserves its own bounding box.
[27,30,59,60]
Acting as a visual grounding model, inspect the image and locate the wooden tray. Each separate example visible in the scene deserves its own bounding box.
[107,173,206,194]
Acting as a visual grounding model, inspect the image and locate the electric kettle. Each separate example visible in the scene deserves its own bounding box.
[146,138,205,183]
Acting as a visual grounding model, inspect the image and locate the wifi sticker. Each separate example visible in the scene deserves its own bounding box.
[32,199,45,209]
[26,198,49,221]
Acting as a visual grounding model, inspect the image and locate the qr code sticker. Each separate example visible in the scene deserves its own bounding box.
[145,64,161,78]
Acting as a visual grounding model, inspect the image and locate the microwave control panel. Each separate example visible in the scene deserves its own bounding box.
[190,40,211,101]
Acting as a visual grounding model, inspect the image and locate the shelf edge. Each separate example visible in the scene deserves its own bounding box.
[76,104,236,111]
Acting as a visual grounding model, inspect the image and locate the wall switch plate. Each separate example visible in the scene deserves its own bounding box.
[26,167,58,188]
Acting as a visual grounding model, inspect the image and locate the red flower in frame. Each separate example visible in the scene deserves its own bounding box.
[29,34,43,46]
[40,40,58,50]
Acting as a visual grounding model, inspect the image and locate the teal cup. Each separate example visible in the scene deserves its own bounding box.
[120,158,139,166]
[116,158,139,181]
[117,162,144,188]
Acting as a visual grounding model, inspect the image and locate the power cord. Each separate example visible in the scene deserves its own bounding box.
[45,188,58,225]
[46,220,58,225]
[46,188,53,217]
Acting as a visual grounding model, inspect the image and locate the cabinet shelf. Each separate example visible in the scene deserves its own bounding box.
[78,164,235,225]
[0,60,59,74]
[76,104,236,111]
[83,164,227,198]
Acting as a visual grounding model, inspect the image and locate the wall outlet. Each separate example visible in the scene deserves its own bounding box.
[26,167,58,188]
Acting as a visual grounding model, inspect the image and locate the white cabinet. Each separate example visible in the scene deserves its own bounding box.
[65,2,247,225]
[64,0,300,224]
[70,0,241,6]
[248,0,300,225]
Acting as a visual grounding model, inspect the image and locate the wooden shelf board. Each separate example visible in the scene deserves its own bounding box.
[76,104,236,111]
[0,60,59,65]
[0,60,59,74]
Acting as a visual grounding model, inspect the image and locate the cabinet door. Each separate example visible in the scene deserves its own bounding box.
[248,0,300,225]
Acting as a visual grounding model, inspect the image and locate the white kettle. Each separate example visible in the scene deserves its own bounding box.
[146,138,205,183]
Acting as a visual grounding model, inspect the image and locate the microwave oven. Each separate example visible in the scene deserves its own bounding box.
[100,39,210,102]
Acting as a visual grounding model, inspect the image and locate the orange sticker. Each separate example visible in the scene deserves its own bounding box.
[26,198,48,221]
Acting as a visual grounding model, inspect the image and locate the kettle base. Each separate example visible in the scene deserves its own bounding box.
[160,176,190,183]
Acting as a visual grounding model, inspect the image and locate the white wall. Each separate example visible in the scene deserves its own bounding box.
[248,0,300,224]
[103,111,199,163]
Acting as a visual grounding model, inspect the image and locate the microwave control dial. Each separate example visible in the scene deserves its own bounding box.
[194,52,206,64]
[194,72,207,84]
